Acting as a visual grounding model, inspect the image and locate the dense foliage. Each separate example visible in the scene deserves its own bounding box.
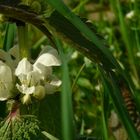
[0,0,140,140]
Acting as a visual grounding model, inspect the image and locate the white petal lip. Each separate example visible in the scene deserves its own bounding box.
[15,58,33,76]
[16,84,35,95]
[44,76,62,94]
[0,97,8,101]
[50,77,62,87]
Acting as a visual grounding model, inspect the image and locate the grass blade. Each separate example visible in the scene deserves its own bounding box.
[46,0,121,71]
[100,68,140,139]
[3,23,16,51]
[54,38,76,140]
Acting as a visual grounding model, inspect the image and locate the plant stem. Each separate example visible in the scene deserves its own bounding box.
[112,0,139,86]
[55,37,76,140]
[72,63,85,90]
[17,24,29,58]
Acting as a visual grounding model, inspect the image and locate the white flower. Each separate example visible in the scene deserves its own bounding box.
[126,11,135,19]
[0,61,13,101]
[15,46,61,103]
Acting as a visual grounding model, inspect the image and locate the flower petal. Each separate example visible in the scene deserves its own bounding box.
[0,61,13,82]
[33,63,52,80]
[22,94,31,104]
[45,83,57,94]
[0,61,13,100]
[16,84,35,95]
[49,75,62,87]
[0,85,12,101]
[27,70,41,86]
[15,58,33,76]
[34,47,61,67]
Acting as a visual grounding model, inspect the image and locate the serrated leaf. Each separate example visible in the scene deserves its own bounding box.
[0,115,44,140]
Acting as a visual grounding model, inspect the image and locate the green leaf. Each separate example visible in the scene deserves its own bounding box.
[0,115,44,140]
[46,0,121,72]
[38,94,61,139]
[42,131,59,140]
[3,23,16,51]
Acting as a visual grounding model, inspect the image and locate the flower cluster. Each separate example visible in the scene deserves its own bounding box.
[0,46,61,104]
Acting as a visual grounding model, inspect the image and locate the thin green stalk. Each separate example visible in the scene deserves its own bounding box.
[135,29,140,52]
[80,119,85,135]
[133,1,140,52]
[72,63,85,90]
[101,93,108,140]
[17,24,29,58]
[73,0,89,14]
[99,67,109,140]
[111,0,139,85]
[32,36,47,49]
[42,131,59,140]
[54,37,76,140]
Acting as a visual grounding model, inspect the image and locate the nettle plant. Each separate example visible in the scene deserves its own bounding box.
[0,0,140,140]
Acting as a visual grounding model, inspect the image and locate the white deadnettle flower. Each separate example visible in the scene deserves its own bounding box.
[15,46,61,103]
[0,61,13,101]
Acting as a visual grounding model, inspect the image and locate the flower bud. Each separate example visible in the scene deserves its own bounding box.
[22,94,31,104]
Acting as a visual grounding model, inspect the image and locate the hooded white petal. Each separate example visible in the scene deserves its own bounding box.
[0,61,13,100]
[49,76,62,87]
[34,47,61,67]
[15,58,33,76]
